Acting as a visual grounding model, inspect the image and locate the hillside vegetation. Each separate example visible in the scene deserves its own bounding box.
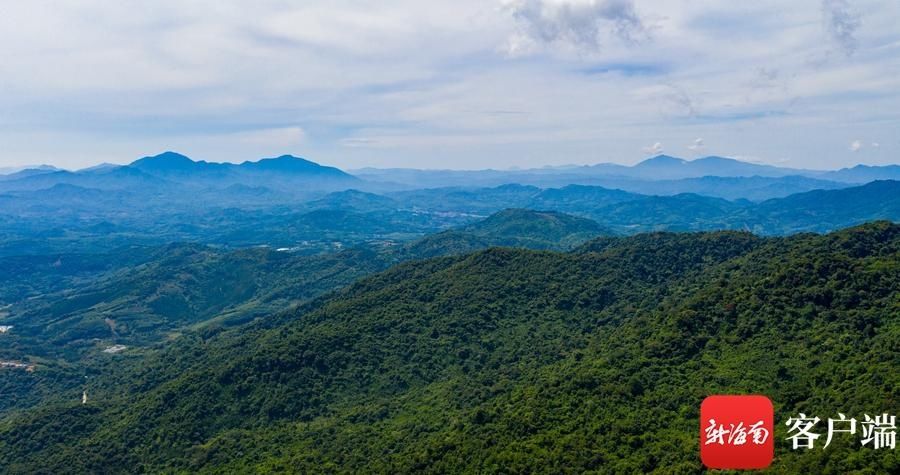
[1,222,897,473]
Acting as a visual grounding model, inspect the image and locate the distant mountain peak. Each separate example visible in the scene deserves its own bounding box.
[248,155,317,168]
[148,151,193,162]
[274,154,309,161]
[243,155,355,178]
[130,151,197,170]
[694,155,738,163]
[78,163,119,172]
[638,155,687,166]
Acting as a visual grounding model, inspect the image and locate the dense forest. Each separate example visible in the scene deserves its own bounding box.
[1,221,897,473]
[0,209,610,415]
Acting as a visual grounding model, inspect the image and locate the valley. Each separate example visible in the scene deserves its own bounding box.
[0,154,897,473]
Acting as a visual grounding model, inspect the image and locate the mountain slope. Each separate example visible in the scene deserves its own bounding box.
[2,223,896,473]
[0,209,615,371]
[748,180,900,234]
[458,208,613,248]
[307,189,399,212]
[130,151,205,173]
[241,155,354,178]
[406,208,612,256]
[824,164,900,183]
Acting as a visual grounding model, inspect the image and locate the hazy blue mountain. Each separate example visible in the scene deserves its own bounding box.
[627,154,689,176]
[131,151,355,180]
[354,154,870,188]
[0,185,144,218]
[593,193,751,232]
[401,209,615,260]
[308,189,399,212]
[239,155,353,177]
[0,152,357,197]
[0,166,167,192]
[2,152,896,208]
[748,180,900,234]
[220,183,281,199]
[130,151,205,173]
[526,184,640,212]
[3,178,898,257]
[618,175,848,201]
[822,164,900,183]
[0,165,61,177]
[75,163,119,173]
[629,155,804,179]
[389,184,542,213]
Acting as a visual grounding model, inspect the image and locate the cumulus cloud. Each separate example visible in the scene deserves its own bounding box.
[687,137,705,153]
[0,1,898,170]
[850,139,862,152]
[643,142,664,155]
[822,0,861,56]
[503,0,648,55]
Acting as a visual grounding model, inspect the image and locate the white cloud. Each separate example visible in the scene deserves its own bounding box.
[850,139,863,152]
[502,0,648,56]
[688,137,705,153]
[643,142,664,154]
[0,1,898,170]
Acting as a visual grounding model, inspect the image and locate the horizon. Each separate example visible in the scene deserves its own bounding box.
[2,150,897,175]
[2,4,899,473]
[1,1,899,170]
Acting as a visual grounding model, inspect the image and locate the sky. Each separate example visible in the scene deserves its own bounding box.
[0,0,898,170]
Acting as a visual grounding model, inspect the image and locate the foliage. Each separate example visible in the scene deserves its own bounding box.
[1,222,897,473]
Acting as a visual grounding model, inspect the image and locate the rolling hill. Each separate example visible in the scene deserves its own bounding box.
[0,208,616,414]
[1,222,897,473]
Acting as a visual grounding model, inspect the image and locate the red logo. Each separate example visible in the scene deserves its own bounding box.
[700,395,774,469]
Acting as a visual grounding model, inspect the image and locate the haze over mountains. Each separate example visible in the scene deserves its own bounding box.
[1,148,899,473]
[3,152,900,194]
[1,151,899,258]
[352,154,900,188]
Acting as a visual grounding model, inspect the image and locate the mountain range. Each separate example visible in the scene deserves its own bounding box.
[1,170,899,258]
[2,221,896,473]
[352,154,900,188]
[3,153,900,200]
[0,152,357,196]
[1,148,898,473]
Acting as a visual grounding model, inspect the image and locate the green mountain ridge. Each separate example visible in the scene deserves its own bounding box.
[0,209,615,415]
[2,222,897,473]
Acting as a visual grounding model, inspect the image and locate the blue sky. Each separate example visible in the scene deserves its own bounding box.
[0,0,898,170]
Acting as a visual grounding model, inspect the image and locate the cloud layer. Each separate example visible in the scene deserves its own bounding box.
[823,0,862,56]
[0,0,898,170]
[504,0,648,55]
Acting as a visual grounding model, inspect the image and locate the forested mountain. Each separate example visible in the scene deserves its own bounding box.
[748,180,900,233]
[3,151,899,257]
[2,152,898,473]
[406,209,613,257]
[0,209,615,413]
[2,222,897,473]
[4,153,899,206]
